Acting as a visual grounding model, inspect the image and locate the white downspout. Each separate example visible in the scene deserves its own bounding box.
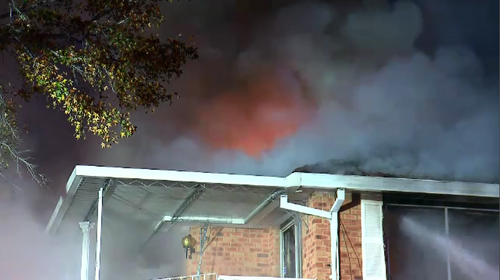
[330,190,345,280]
[280,189,345,280]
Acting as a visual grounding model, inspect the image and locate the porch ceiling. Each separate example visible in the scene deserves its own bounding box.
[46,165,499,235]
[46,166,291,235]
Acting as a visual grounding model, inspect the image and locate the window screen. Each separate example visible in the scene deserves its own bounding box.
[282,225,297,278]
[384,205,499,280]
[448,209,499,280]
[280,219,301,278]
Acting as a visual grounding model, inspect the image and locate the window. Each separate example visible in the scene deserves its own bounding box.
[384,205,499,280]
[280,218,302,278]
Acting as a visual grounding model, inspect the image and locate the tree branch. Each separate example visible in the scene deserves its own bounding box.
[0,86,47,187]
[0,0,59,21]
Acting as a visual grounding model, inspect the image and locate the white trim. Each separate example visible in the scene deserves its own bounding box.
[73,165,498,198]
[46,197,64,233]
[75,165,286,187]
[94,187,104,280]
[46,165,499,234]
[386,203,500,212]
[295,218,303,279]
[79,221,93,280]
[295,172,498,197]
[331,189,345,280]
[45,169,81,234]
[279,218,302,278]
[155,273,218,280]
[361,199,387,280]
[218,276,316,280]
[162,216,245,224]
[279,191,345,280]
[280,195,331,219]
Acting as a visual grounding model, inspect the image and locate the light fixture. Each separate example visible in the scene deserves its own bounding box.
[181,234,196,259]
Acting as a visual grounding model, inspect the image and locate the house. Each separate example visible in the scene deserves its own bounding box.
[46,165,499,280]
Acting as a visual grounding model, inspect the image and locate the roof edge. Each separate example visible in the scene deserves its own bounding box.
[74,165,286,187]
[73,165,499,198]
[45,165,499,234]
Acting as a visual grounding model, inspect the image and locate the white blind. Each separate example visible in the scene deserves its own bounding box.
[361,199,387,280]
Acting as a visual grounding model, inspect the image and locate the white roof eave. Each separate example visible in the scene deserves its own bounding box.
[72,165,499,198]
[73,165,287,189]
[46,165,499,234]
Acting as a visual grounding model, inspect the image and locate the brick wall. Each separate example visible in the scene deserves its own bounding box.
[185,191,362,280]
[186,227,280,277]
[302,192,363,280]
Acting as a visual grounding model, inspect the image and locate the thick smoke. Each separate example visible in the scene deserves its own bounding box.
[0,176,188,280]
[76,0,499,183]
[1,0,498,278]
[0,177,79,280]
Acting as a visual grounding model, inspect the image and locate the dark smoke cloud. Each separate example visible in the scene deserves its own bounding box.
[1,0,498,279]
[2,0,495,199]
[52,0,496,183]
[10,0,497,193]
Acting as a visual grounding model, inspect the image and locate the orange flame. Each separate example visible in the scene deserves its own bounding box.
[197,76,312,157]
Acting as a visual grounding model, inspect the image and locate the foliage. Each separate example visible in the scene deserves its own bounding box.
[0,0,197,184]
[0,0,198,148]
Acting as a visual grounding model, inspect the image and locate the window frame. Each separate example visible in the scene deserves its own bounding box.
[280,217,303,278]
[383,203,499,280]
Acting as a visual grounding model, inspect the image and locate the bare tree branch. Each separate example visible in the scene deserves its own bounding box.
[0,85,47,188]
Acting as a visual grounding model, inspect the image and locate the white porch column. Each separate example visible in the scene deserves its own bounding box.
[94,187,104,280]
[79,221,94,280]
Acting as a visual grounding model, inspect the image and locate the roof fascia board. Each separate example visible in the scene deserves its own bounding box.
[73,165,499,198]
[295,172,499,198]
[162,215,245,224]
[45,168,81,234]
[46,165,498,234]
[75,165,286,187]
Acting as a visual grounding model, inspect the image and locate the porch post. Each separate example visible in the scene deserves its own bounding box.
[94,187,104,280]
[79,221,94,280]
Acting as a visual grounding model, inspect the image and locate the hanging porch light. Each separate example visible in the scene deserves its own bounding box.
[181,234,196,259]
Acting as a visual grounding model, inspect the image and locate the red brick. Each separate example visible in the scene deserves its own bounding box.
[186,192,362,280]
[186,227,280,277]
[303,192,363,280]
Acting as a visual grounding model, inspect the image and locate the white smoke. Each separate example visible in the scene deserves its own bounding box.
[0,181,78,280]
[0,177,188,280]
